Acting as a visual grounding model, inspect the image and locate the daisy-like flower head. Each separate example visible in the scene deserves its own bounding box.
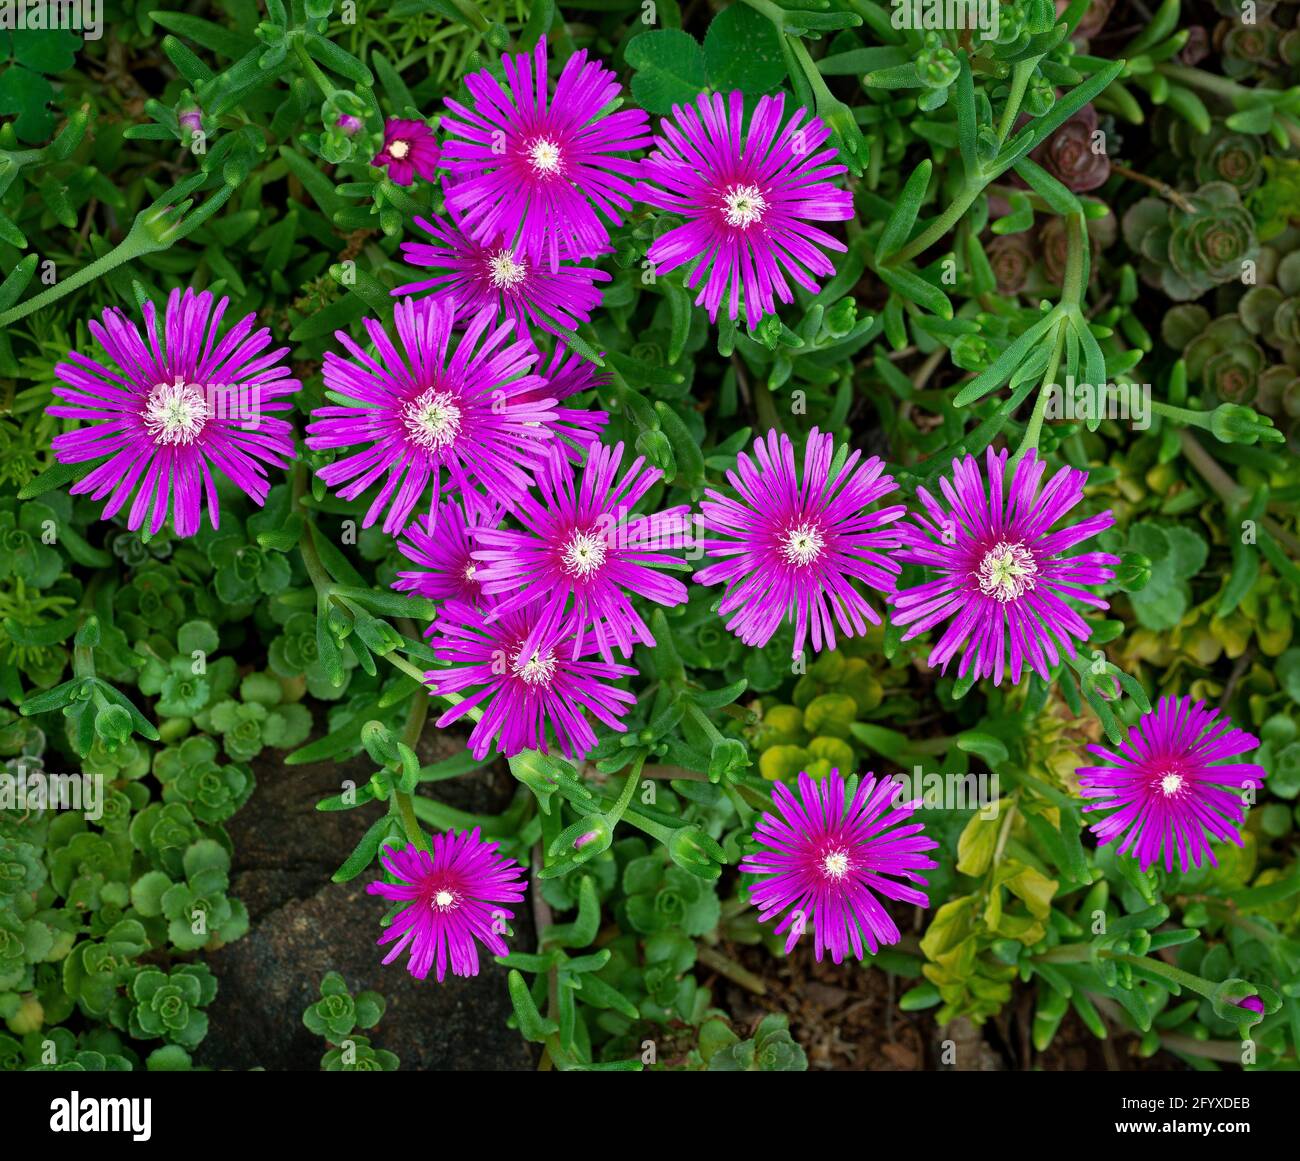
[47,288,299,537]
[374,117,440,186]
[306,297,560,535]
[1078,695,1266,873]
[393,204,611,338]
[638,91,855,331]
[473,441,690,662]
[889,446,1120,686]
[394,497,502,627]
[366,829,527,981]
[740,770,938,964]
[426,597,637,760]
[440,38,652,270]
[694,427,904,657]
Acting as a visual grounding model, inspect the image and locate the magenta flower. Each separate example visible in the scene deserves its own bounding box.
[473,442,691,662]
[440,38,651,270]
[740,770,938,964]
[393,206,611,337]
[1078,696,1266,873]
[426,597,637,760]
[638,91,854,330]
[523,344,610,463]
[373,117,440,186]
[694,427,903,657]
[889,447,1119,686]
[47,288,299,537]
[394,497,501,624]
[306,297,559,535]
[367,830,527,981]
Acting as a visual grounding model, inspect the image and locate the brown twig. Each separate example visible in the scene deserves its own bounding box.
[1111,163,1195,213]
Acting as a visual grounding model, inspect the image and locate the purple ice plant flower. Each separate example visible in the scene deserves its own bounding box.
[473,441,691,662]
[1078,695,1266,873]
[889,447,1120,686]
[638,91,855,331]
[392,204,611,338]
[740,770,938,964]
[366,829,527,981]
[47,288,299,537]
[517,343,610,463]
[425,597,637,760]
[306,297,561,535]
[440,38,652,270]
[335,113,363,136]
[374,117,440,186]
[393,497,502,627]
[177,105,203,137]
[694,427,904,657]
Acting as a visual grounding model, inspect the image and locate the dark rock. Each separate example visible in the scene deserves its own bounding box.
[196,721,535,1071]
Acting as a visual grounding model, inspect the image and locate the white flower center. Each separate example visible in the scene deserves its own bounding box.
[431,888,457,910]
[1159,773,1184,797]
[402,388,462,451]
[780,522,825,567]
[823,850,849,878]
[723,183,767,229]
[513,647,557,686]
[389,139,411,160]
[527,138,562,174]
[977,541,1038,603]
[463,561,477,582]
[143,377,210,446]
[561,530,607,579]
[488,249,527,290]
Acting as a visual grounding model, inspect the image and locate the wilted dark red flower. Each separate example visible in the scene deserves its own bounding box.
[1030,103,1110,193]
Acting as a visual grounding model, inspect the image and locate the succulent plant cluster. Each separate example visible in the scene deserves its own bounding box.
[1,0,1298,1077]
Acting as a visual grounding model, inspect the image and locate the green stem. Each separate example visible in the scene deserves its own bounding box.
[889,52,1046,266]
[390,692,431,850]
[1011,214,1086,468]
[394,790,425,848]
[1011,317,1067,469]
[1150,400,1212,429]
[685,701,725,745]
[697,945,768,995]
[1116,953,1216,999]
[607,753,645,826]
[997,60,1036,146]
[0,178,233,329]
[890,181,982,265]
[299,518,335,595]
[1034,946,1218,1001]
[292,34,337,100]
[1177,430,1300,557]
[0,229,149,329]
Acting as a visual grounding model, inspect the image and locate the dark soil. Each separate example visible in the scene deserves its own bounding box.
[196,726,534,1071]
[714,935,1190,1071]
[197,717,1188,1071]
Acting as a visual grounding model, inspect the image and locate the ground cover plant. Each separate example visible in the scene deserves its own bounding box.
[1,0,1298,1074]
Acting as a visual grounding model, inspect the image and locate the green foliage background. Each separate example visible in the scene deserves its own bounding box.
[1,0,1298,1071]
